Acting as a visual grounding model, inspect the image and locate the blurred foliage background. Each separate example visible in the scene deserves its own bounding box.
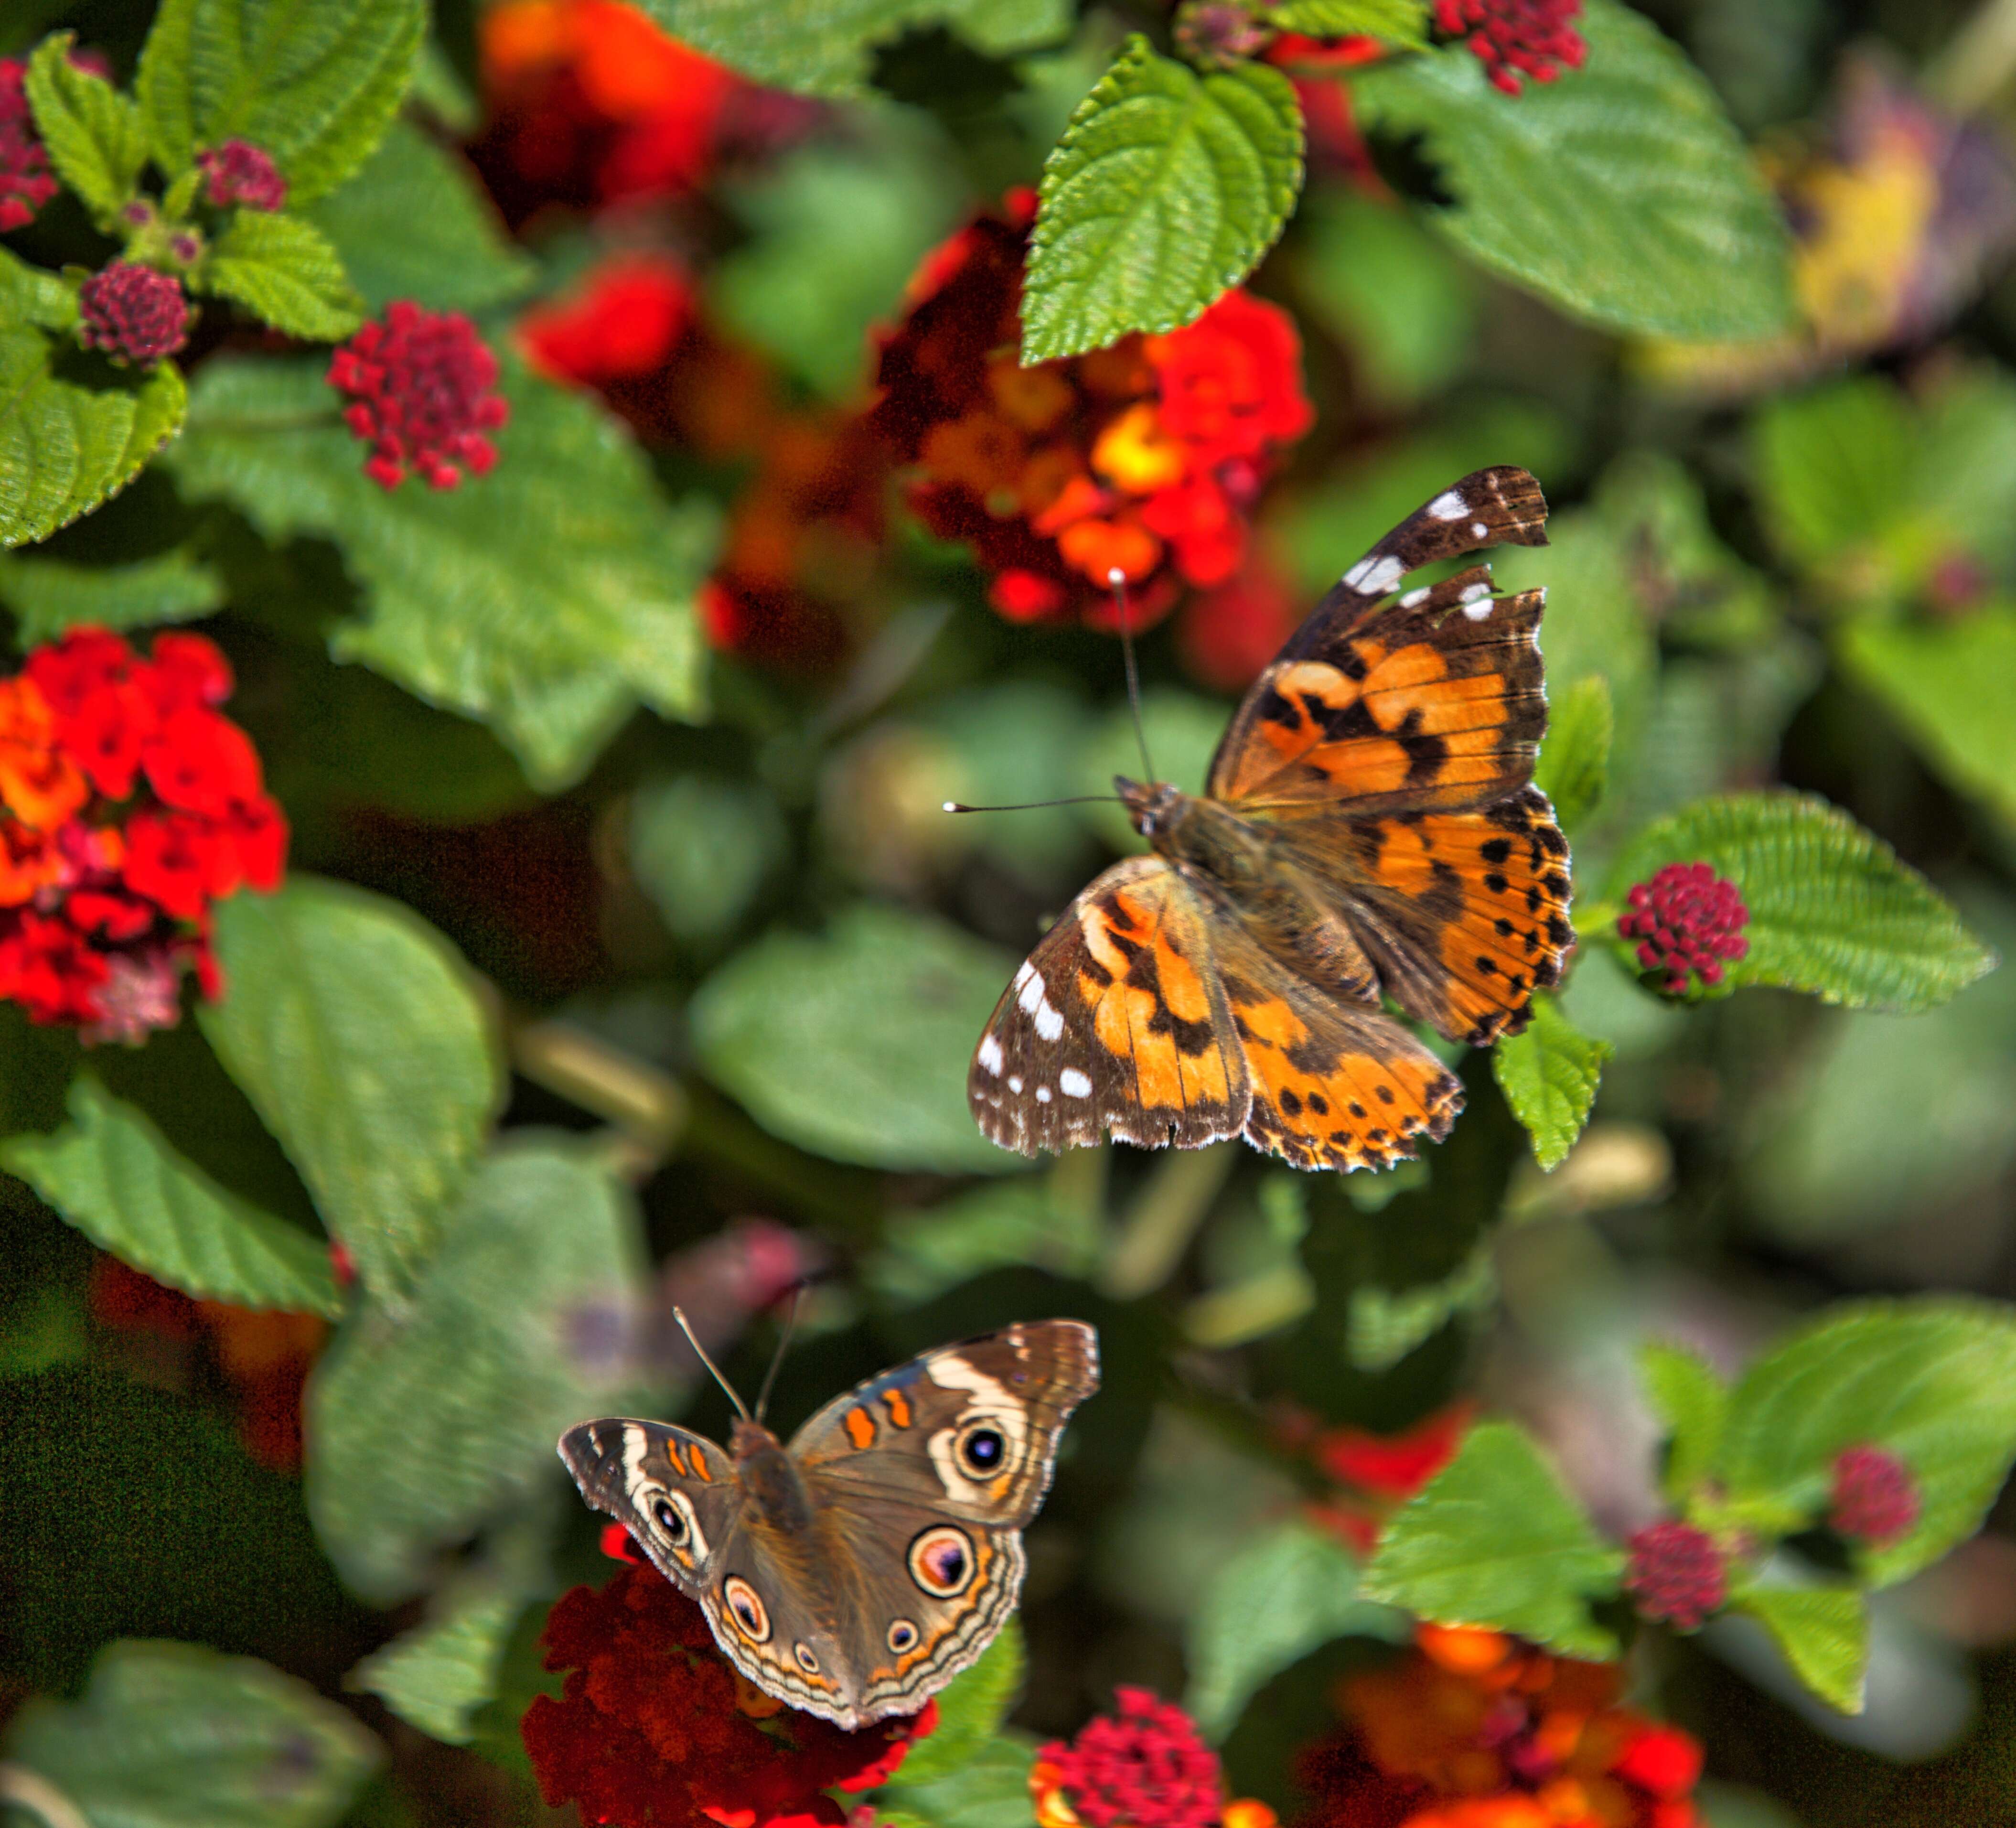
[5,0,2016,1824]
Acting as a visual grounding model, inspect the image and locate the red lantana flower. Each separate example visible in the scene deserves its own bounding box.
[522,1565,936,1828]
[1617,862,1749,997]
[1295,1625,1703,1828]
[1276,1402,1474,1554]
[473,0,803,223]
[1829,1444,1921,1545]
[1031,1690,1277,1828]
[870,194,1313,632]
[520,251,698,387]
[77,263,193,368]
[0,58,58,233]
[1623,1521,1727,1631]
[197,139,288,211]
[0,627,286,1043]
[328,302,510,490]
[1434,0,1587,97]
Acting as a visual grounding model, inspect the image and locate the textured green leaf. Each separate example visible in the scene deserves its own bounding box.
[1492,994,1611,1172]
[0,244,83,330]
[1605,791,1997,1011]
[629,774,788,946]
[1346,1233,1495,1371]
[0,292,186,549]
[309,1141,641,1602]
[1021,37,1304,362]
[5,1639,382,1828]
[0,544,223,642]
[1638,1341,1728,1505]
[868,1180,1104,1308]
[876,1736,1040,1828]
[200,877,502,1306]
[169,356,717,787]
[199,210,362,340]
[303,119,535,313]
[347,1509,551,1743]
[1187,1518,1405,1739]
[1716,1299,2016,1588]
[1265,0,1428,43]
[1349,0,1794,339]
[1362,1420,1625,1658]
[1752,378,1910,577]
[1533,674,1611,834]
[890,1624,1024,1784]
[137,0,425,202]
[25,33,150,225]
[1738,1586,1868,1715]
[1839,610,2016,830]
[0,1077,338,1318]
[633,0,1070,95]
[691,904,1021,1174]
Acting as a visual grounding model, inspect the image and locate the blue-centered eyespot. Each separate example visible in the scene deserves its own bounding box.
[887,1618,919,1654]
[794,1642,821,1674]
[723,1576,770,1641]
[960,1425,1006,1473]
[907,1525,975,1598]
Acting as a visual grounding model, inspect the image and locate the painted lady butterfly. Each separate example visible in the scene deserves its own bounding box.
[968,466,1573,1173]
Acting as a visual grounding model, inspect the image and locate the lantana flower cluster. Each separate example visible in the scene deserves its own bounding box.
[328,302,511,490]
[1032,1688,1276,1828]
[871,193,1313,632]
[1617,862,1749,996]
[0,57,59,232]
[521,1562,935,1828]
[1276,1402,1473,1552]
[1296,1624,1704,1828]
[0,628,286,1043]
[1434,0,1587,96]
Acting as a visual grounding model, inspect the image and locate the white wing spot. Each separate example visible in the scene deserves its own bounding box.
[1427,490,1468,520]
[1036,1086,1052,1103]
[1060,1068,1093,1098]
[1345,553,1405,597]
[1017,968,1046,1016]
[1462,597,1495,621]
[1399,586,1430,608]
[1470,521,1489,538]
[977,1033,1005,1075]
[1035,1002,1064,1042]
[1008,1074,1023,1092]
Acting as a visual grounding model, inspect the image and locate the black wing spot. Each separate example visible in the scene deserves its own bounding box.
[1307,1093,1328,1115]
[1375,1084,1395,1105]
[1475,956,1497,975]
[1280,1088,1303,1116]
[1485,873,1509,895]
[1493,918,1513,936]
[1349,1101,1367,1118]
[1480,838,1513,865]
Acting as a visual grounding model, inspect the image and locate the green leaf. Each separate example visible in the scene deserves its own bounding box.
[168,356,718,789]
[0,1076,339,1318]
[1638,1341,1728,1505]
[0,274,186,549]
[1838,610,2016,831]
[1349,0,1794,340]
[347,1508,551,1743]
[0,244,83,330]
[1362,1419,1625,1658]
[629,774,789,946]
[1533,674,1611,834]
[1491,994,1611,1172]
[4,1639,382,1828]
[200,878,501,1306]
[1021,37,1304,363]
[868,1178,1104,1307]
[690,903,1022,1175]
[633,0,1071,96]
[1345,1232,1495,1371]
[1752,378,1911,579]
[302,119,536,314]
[1715,1299,2016,1588]
[1265,0,1428,44]
[1186,1518,1406,1740]
[876,1735,1040,1828]
[307,1138,643,1602]
[1737,1586,1868,1715]
[890,1624,1025,1784]
[0,544,223,642]
[136,0,425,203]
[1604,791,1998,1012]
[25,33,150,226]
[199,210,362,341]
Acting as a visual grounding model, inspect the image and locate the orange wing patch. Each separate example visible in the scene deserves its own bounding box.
[844,1407,876,1450]
[1210,573,1544,818]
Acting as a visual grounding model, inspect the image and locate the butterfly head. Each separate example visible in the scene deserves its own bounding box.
[1115,775,1183,841]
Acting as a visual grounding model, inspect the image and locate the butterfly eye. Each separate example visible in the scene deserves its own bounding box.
[908,1524,976,1598]
[651,1495,688,1543]
[888,1619,920,1654]
[960,1426,1007,1474]
[723,1575,771,1642]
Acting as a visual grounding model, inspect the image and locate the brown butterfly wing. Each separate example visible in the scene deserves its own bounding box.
[968,856,1249,1157]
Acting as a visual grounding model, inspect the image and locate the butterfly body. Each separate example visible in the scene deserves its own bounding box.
[971,466,1574,1174]
[559,1319,1098,1730]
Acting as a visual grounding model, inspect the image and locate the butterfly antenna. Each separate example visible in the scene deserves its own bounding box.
[944,793,1123,814]
[1110,567,1157,783]
[752,1285,805,1426]
[671,1306,752,1422]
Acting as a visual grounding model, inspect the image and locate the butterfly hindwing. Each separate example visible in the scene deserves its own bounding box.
[969,856,1249,1158]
